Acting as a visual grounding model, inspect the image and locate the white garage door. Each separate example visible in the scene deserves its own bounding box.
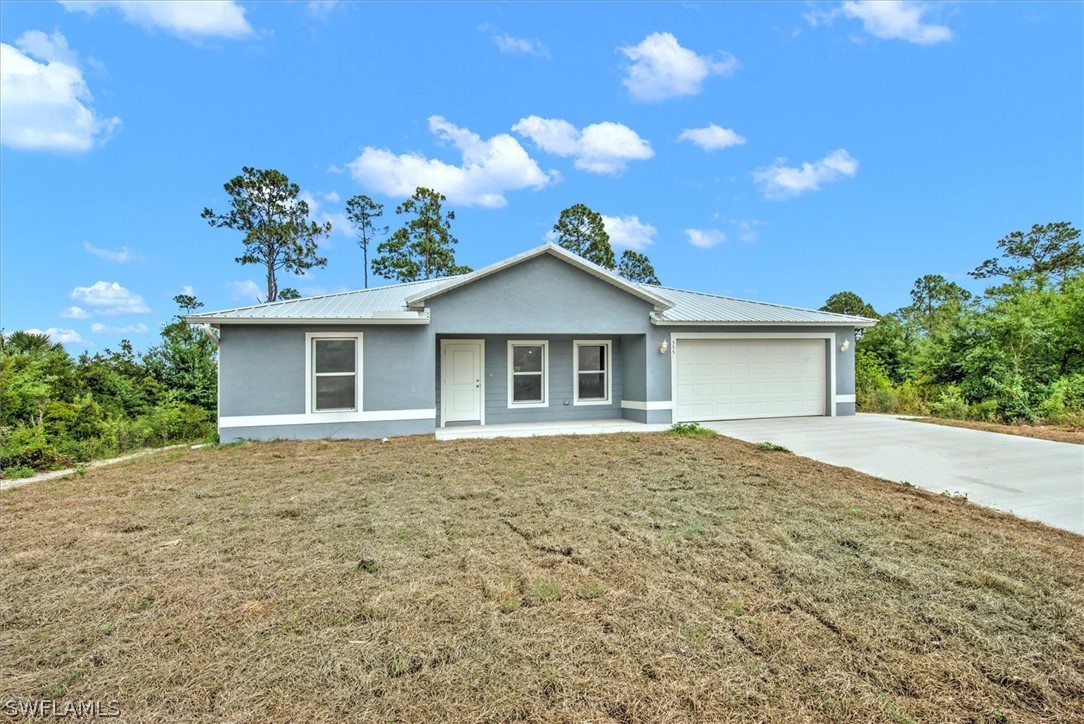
[674,338,826,422]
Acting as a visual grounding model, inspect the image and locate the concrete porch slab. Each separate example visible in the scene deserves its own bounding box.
[435,419,670,441]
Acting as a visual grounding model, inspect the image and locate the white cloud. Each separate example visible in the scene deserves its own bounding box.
[678,124,747,151]
[0,32,120,152]
[228,280,263,302]
[84,240,136,263]
[513,116,654,175]
[60,306,90,319]
[347,116,556,208]
[808,1,952,45]
[26,327,84,345]
[754,148,859,199]
[731,219,762,244]
[91,322,148,335]
[70,281,149,315]
[685,228,726,249]
[491,33,549,57]
[619,32,740,102]
[60,1,253,40]
[180,285,195,296]
[14,29,79,65]
[601,215,656,251]
[299,190,351,237]
[306,0,341,20]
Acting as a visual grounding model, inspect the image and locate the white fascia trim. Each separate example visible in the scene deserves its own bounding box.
[835,394,856,403]
[220,409,437,429]
[572,339,613,406]
[620,400,673,411]
[652,317,877,328]
[669,331,838,419]
[187,314,430,326]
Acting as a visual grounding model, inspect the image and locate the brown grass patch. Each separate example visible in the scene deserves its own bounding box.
[913,416,1084,445]
[2,434,1083,722]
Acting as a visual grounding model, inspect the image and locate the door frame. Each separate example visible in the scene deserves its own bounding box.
[669,331,837,422]
[440,339,485,427]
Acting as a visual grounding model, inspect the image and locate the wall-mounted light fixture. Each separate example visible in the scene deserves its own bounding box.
[840,339,850,352]
[659,340,669,354]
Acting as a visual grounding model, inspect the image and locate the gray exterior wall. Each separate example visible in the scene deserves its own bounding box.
[222,419,433,442]
[427,254,657,335]
[217,324,434,442]
[436,335,625,426]
[656,325,857,417]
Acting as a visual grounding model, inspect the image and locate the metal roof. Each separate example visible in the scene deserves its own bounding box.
[648,286,877,326]
[186,277,454,325]
[187,249,875,329]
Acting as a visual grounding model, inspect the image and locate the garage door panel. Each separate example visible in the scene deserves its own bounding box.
[675,339,826,421]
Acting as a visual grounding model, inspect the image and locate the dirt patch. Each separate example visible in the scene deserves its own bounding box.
[911,416,1084,445]
[2,434,1082,722]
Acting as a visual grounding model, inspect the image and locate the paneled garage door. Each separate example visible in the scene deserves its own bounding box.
[674,338,826,422]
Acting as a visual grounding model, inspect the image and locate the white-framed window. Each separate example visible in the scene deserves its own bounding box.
[507,340,548,408]
[306,332,362,413]
[574,340,611,405]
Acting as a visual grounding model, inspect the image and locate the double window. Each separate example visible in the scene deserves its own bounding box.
[308,333,362,413]
[574,340,611,405]
[508,341,548,407]
[506,340,612,408]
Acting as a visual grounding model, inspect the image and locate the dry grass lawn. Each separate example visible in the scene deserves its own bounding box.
[912,417,1084,445]
[2,433,1083,722]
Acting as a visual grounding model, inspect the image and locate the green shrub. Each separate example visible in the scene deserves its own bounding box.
[930,386,968,420]
[2,464,36,480]
[967,399,1000,422]
[872,388,899,413]
[1038,374,1084,425]
[667,422,718,438]
[0,426,65,470]
[895,381,927,415]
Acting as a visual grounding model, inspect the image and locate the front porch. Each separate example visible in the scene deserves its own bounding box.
[434,418,670,441]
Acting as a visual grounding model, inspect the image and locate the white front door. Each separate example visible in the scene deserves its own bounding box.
[442,341,483,424]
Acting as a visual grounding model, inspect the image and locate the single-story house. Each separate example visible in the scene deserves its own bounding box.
[188,243,877,442]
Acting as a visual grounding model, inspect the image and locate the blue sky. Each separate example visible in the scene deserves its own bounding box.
[1,1,1081,352]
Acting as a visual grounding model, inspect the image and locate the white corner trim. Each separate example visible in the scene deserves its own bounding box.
[620,400,674,411]
[835,394,856,403]
[219,408,437,429]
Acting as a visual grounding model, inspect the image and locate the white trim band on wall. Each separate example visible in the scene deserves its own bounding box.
[835,394,856,403]
[620,400,673,411]
[220,409,437,429]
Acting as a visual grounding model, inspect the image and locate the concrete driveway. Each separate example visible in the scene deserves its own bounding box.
[703,414,1084,535]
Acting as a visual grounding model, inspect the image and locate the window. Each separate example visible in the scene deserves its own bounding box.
[574,340,611,405]
[507,341,548,407]
[308,333,361,413]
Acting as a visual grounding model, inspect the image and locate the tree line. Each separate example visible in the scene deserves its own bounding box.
[4,162,1078,477]
[201,166,662,303]
[822,222,1084,424]
[1,295,218,477]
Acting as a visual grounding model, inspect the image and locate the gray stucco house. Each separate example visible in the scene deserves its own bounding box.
[188,243,876,442]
